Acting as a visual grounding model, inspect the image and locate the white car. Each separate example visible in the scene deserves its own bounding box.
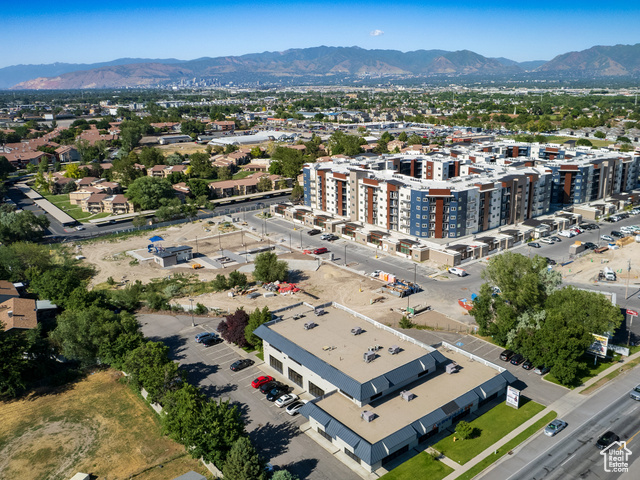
[275,393,299,408]
[601,235,614,242]
[285,399,308,415]
[540,238,553,244]
[558,230,574,238]
[448,267,468,277]
[75,225,85,231]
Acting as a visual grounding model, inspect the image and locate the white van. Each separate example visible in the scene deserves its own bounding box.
[558,230,574,238]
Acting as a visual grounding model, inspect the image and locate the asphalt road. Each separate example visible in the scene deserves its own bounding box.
[139,313,360,480]
[481,369,640,480]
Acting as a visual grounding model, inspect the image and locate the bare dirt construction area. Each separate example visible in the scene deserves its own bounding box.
[79,222,266,286]
[0,370,210,480]
[138,138,208,157]
[558,240,640,290]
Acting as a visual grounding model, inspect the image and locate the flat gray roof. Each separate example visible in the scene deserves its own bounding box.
[314,348,499,443]
[269,305,429,383]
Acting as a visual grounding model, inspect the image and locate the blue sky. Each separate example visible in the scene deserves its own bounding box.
[3,1,639,68]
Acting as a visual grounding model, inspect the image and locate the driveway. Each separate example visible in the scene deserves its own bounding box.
[138,313,360,480]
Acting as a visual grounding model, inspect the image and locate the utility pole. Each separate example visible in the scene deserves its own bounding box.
[344,244,347,266]
[626,260,631,300]
[189,298,195,327]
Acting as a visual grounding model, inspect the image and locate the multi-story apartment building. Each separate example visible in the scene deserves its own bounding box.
[302,143,639,240]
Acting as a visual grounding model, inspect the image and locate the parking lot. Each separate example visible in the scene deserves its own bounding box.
[138,313,361,480]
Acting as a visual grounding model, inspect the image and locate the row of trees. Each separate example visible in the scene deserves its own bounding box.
[471,252,623,385]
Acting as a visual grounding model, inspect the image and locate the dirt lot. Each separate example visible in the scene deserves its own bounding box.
[78,222,470,329]
[558,240,640,287]
[139,137,207,156]
[0,371,210,480]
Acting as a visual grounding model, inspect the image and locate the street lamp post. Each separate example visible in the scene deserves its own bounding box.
[344,244,347,266]
[189,298,195,327]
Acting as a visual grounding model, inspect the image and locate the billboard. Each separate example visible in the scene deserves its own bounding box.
[587,334,609,358]
[506,386,520,409]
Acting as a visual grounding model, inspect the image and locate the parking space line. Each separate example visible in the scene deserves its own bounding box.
[237,372,261,382]
[206,350,236,359]
[218,358,237,366]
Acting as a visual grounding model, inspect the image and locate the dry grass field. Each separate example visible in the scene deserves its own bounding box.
[0,371,210,480]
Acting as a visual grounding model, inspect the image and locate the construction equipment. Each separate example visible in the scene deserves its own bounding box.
[191,263,203,269]
[381,279,421,298]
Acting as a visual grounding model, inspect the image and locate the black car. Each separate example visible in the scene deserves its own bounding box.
[596,431,620,449]
[260,381,284,394]
[307,229,321,236]
[545,257,557,265]
[510,354,525,366]
[266,386,289,402]
[529,242,541,248]
[583,242,597,250]
[230,359,255,372]
[522,359,534,370]
[500,349,514,361]
[611,231,623,238]
[202,336,223,347]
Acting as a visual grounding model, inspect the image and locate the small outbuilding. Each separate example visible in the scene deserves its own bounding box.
[153,245,194,268]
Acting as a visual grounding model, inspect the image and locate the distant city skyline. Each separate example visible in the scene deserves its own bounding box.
[3,0,639,69]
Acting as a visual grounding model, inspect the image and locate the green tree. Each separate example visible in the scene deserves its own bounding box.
[63,163,83,179]
[123,341,181,403]
[111,154,145,187]
[576,138,593,147]
[0,323,30,398]
[187,178,210,199]
[228,270,247,288]
[189,152,214,179]
[138,146,166,167]
[398,131,408,142]
[257,176,273,192]
[245,306,271,348]
[327,131,364,156]
[0,156,15,181]
[222,436,265,480]
[253,252,288,283]
[456,420,475,440]
[0,209,50,244]
[192,399,246,467]
[212,274,228,291]
[120,121,143,152]
[126,177,175,210]
[50,307,143,367]
[291,182,304,202]
[594,131,606,139]
[272,471,299,480]
[250,146,263,158]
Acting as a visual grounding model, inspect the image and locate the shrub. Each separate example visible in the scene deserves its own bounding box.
[194,303,208,315]
[399,316,415,329]
[456,420,476,440]
[212,274,228,291]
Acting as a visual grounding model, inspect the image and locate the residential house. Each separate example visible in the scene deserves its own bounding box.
[80,193,134,214]
[55,145,80,163]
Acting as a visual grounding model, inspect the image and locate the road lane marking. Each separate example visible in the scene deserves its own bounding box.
[560,454,575,467]
[621,426,640,449]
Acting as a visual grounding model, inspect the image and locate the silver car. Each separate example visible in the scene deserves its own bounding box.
[544,419,568,437]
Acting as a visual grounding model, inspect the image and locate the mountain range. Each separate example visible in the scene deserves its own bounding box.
[4,43,640,90]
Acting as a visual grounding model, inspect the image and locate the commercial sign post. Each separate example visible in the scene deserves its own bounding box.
[587,333,609,365]
[627,310,638,347]
[506,385,520,409]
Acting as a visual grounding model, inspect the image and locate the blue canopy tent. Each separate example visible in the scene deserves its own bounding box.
[149,236,164,243]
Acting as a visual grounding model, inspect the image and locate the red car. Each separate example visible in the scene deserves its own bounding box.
[251,376,274,389]
[313,247,328,255]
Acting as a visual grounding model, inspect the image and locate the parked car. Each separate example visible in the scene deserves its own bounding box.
[448,267,468,277]
[545,257,556,265]
[202,336,223,347]
[230,359,254,372]
[260,380,284,394]
[326,234,339,241]
[510,354,525,365]
[583,242,597,250]
[313,247,328,255]
[251,376,274,389]
[529,242,541,248]
[611,231,623,237]
[307,229,321,236]
[195,332,218,343]
[285,400,308,416]
[550,236,562,242]
[558,230,574,238]
[540,238,553,244]
[275,393,299,408]
[522,359,534,370]
[544,419,568,437]
[630,384,640,401]
[500,349,514,361]
[534,366,550,375]
[267,386,290,401]
[601,235,614,242]
[75,226,85,231]
[320,234,331,240]
[596,431,620,449]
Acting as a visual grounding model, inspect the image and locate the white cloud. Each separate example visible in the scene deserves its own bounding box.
[370,29,384,37]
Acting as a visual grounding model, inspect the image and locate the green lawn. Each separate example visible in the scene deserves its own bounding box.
[545,353,620,389]
[43,194,111,221]
[455,411,557,480]
[433,399,545,465]
[544,135,613,148]
[380,452,454,480]
[232,171,253,180]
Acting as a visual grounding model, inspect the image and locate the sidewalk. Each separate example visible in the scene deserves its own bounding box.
[438,348,640,480]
